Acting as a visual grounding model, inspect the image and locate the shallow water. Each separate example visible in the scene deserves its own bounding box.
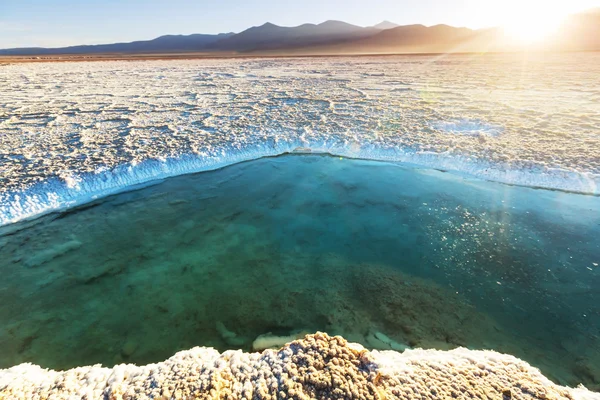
[0,154,598,389]
[1,53,600,225]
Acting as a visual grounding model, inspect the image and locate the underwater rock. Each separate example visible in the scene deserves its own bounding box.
[215,321,236,340]
[0,333,593,400]
[365,332,390,350]
[252,331,307,351]
[365,330,412,352]
[215,321,247,347]
[23,239,82,268]
[374,331,411,352]
[389,341,410,352]
[121,339,138,358]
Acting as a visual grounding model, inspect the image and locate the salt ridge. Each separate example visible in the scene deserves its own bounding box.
[1,140,599,226]
[1,333,597,399]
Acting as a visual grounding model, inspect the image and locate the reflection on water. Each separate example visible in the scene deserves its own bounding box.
[0,154,599,389]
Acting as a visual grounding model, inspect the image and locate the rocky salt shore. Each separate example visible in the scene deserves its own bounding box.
[0,333,597,400]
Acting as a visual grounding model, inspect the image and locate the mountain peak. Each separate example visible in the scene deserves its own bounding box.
[373,21,399,30]
[259,22,279,29]
[319,20,355,27]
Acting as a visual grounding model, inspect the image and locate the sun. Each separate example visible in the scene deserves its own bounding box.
[493,0,590,44]
[503,14,565,44]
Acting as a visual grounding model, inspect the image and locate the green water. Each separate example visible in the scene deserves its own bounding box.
[0,154,599,389]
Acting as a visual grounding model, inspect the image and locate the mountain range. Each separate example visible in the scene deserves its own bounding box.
[1,9,598,56]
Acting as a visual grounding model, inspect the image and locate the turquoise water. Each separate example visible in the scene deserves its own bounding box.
[0,154,598,389]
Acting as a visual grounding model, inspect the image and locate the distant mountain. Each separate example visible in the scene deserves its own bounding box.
[208,20,379,51]
[372,21,399,30]
[269,24,505,55]
[1,8,599,57]
[0,33,234,55]
[350,24,478,52]
[253,9,600,55]
[548,8,600,51]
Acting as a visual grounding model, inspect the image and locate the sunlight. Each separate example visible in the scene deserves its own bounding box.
[500,1,566,44]
[503,15,564,43]
[494,0,597,44]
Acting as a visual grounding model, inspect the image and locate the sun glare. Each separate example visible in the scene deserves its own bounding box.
[503,16,564,43]
[494,0,596,44]
[500,2,567,44]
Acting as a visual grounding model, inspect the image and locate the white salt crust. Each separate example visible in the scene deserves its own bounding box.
[1,333,597,399]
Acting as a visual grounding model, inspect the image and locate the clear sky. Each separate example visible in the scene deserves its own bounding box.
[0,0,598,48]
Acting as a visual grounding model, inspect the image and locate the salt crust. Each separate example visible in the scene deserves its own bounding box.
[1,333,597,399]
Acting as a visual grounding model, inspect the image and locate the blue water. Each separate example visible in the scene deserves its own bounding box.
[0,154,598,389]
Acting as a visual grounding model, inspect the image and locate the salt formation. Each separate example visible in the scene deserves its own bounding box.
[1,54,600,225]
[1,333,596,399]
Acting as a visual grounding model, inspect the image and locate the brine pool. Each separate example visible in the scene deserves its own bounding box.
[0,154,598,389]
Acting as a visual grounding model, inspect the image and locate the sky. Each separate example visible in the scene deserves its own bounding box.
[0,0,598,48]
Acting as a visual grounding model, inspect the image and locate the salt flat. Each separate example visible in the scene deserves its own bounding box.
[0,53,599,224]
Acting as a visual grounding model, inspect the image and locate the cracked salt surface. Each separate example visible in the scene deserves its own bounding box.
[0,53,599,224]
[432,119,504,137]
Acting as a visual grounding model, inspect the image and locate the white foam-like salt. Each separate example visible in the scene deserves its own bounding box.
[433,119,503,137]
[1,141,598,227]
[1,54,599,225]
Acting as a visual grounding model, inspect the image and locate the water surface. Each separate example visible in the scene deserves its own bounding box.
[1,154,598,389]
